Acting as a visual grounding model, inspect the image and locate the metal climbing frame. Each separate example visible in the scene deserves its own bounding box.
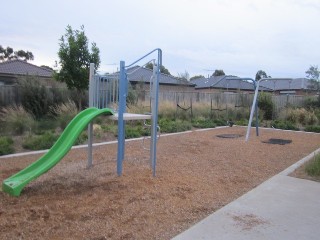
[117,48,162,177]
[87,49,162,177]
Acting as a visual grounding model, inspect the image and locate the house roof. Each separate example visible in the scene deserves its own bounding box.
[259,78,313,91]
[0,59,53,77]
[192,75,272,91]
[125,66,195,86]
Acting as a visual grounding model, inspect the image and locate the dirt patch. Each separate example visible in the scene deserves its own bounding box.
[1,127,320,240]
[232,213,270,231]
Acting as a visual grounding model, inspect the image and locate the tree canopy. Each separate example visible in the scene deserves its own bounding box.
[255,70,271,81]
[54,25,100,109]
[145,62,171,75]
[55,25,100,91]
[212,69,225,77]
[190,75,204,81]
[0,45,34,62]
[306,65,320,92]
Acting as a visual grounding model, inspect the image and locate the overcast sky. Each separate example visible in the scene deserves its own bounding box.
[1,0,319,78]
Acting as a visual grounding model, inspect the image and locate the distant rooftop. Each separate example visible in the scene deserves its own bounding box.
[192,75,272,91]
[107,66,195,86]
[259,78,312,90]
[0,59,53,77]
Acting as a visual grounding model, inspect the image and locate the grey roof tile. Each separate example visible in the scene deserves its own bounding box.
[0,59,53,77]
[126,66,195,86]
[259,78,313,90]
[193,75,272,91]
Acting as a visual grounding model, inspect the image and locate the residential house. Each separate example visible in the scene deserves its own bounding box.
[259,78,316,95]
[0,59,54,86]
[191,75,272,93]
[125,66,195,92]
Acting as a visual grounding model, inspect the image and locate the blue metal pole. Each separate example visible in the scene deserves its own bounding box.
[117,61,126,176]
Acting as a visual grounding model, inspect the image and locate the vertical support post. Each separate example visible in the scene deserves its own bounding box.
[253,80,259,137]
[150,49,162,176]
[246,80,260,141]
[87,63,95,168]
[117,61,126,176]
[87,123,93,168]
[255,93,259,136]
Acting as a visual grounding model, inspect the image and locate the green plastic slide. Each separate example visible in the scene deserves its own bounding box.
[2,107,113,197]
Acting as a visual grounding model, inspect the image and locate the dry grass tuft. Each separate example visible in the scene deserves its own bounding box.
[0,104,35,134]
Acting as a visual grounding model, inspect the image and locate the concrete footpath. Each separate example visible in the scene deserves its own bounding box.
[173,148,320,240]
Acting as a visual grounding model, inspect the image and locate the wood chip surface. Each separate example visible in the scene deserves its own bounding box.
[1,127,320,239]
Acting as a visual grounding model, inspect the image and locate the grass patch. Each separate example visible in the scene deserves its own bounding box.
[0,104,35,135]
[305,154,320,177]
[50,100,78,130]
[0,136,14,156]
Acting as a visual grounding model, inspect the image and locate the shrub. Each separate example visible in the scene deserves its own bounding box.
[271,120,299,130]
[125,126,142,139]
[22,131,59,150]
[0,136,14,156]
[0,104,35,135]
[213,118,227,126]
[305,154,320,177]
[19,77,54,119]
[304,95,320,109]
[50,100,78,130]
[159,118,192,133]
[235,119,248,126]
[304,125,320,133]
[258,92,274,120]
[286,108,318,125]
[33,118,58,135]
[126,83,138,105]
[192,117,216,128]
[75,131,88,145]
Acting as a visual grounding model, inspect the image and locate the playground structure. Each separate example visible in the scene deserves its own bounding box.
[87,48,162,176]
[2,49,162,196]
[245,78,291,141]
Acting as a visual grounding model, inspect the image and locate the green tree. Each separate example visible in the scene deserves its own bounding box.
[55,25,100,109]
[255,70,271,81]
[40,65,54,71]
[212,69,225,77]
[190,75,204,81]
[306,65,320,93]
[145,62,171,75]
[0,45,34,62]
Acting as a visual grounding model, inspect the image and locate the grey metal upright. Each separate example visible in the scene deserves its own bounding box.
[245,78,293,141]
[117,48,162,176]
[87,63,95,168]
